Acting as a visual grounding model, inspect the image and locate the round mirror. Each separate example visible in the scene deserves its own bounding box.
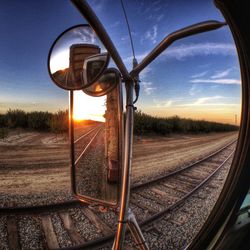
[83,68,120,97]
[48,24,108,90]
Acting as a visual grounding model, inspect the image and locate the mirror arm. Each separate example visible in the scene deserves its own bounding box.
[113,80,134,250]
[71,0,131,81]
[130,20,227,77]
[69,90,77,195]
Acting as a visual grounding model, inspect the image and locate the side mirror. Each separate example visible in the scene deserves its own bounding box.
[71,80,123,207]
[48,24,123,207]
[82,52,110,88]
[48,24,109,90]
[83,68,120,97]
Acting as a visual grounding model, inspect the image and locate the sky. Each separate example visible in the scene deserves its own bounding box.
[0,0,241,125]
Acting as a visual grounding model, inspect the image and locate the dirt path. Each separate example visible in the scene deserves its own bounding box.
[0,131,237,197]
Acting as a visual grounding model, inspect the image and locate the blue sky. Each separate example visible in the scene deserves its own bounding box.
[0,0,241,124]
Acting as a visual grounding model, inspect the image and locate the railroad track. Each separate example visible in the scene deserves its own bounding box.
[74,125,104,165]
[0,139,237,250]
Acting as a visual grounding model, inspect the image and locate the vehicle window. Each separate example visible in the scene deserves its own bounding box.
[0,1,241,249]
[130,27,240,250]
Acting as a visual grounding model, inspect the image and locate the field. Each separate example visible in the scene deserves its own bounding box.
[0,129,237,205]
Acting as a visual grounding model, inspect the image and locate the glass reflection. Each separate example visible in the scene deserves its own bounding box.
[49,25,106,90]
[73,85,120,205]
[83,69,118,97]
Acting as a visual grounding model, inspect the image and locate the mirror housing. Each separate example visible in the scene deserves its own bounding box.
[70,79,123,207]
[48,24,110,91]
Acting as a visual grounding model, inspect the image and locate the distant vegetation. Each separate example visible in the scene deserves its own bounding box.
[134,110,239,136]
[0,109,68,138]
[0,109,239,139]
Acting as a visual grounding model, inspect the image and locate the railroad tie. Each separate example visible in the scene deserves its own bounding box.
[134,191,166,207]
[151,187,179,203]
[130,197,158,213]
[162,183,188,194]
[7,215,21,250]
[40,214,59,249]
[81,207,113,235]
[59,212,85,244]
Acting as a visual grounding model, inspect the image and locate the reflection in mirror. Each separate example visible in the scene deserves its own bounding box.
[83,52,110,87]
[83,68,120,97]
[72,82,122,206]
[48,25,107,90]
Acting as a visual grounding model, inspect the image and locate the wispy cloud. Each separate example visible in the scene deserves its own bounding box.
[179,95,225,107]
[211,68,231,79]
[190,78,241,85]
[109,21,120,28]
[90,0,105,12]
[141,81,156,95]
[193,96,223,105]
[181,96,234,107]
[164,43,236,60]
[123,52,148,64]
[156,14,164,22]
[142,25,158,44]
[140,66,152,79]
[191,71,208,78]
[152,0,161,5]
[189,84,202,96]
[124,42,236,65]
[153,99,173,108]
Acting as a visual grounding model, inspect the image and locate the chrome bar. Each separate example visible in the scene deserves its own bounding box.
[127,209,149,250]
[113,80,135,250]
[130,21,226,77]
[69,90,77,194]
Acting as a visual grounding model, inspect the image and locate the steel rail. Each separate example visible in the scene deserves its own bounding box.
[74,126,103,165]
[140,150,235,226]
[0,140,235,250]
[0,139,236,215]
[132,138,237,190]
[55,141,236,250]
[74,125,102,144]
[0,127,103,214]
[0,200,81,215]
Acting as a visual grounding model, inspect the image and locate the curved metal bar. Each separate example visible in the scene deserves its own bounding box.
[113,80,134,250]
[71,0,131,81]
[130,20,226,77]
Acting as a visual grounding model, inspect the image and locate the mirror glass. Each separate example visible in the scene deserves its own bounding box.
[83,68,119,97]
[71,81,122,206]
[83,53,110,87]
[48,25,107,90]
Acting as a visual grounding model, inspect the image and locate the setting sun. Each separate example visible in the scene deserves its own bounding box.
[73,91,106,122]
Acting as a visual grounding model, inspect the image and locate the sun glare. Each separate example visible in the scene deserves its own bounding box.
[73,91,106,122]
[50,50,69,73]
